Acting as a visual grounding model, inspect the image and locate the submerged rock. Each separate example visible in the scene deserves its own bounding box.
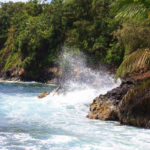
[38,91,50,98]
[38,86,61,98]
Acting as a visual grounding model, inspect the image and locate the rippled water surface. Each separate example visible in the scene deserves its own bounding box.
[0,80,150,150]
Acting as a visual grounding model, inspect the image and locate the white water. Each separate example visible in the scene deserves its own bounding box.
[1,53,150,150]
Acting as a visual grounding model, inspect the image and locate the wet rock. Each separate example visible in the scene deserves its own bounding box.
[87,96,118,120]
[88,77,150,128]
[118,79,150,128]
[87,79,134,121]
[38,86,61,99]
[38,91,50,98]
[0,66,61,84]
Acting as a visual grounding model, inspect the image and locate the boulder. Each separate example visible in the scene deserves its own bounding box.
[38,91,50,98]
[87,79,134,121]
[87,96,118,120]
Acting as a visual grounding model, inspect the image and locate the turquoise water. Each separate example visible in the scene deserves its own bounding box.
[0,80,150,150]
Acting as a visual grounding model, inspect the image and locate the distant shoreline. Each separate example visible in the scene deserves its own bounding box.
[0,77,57,86]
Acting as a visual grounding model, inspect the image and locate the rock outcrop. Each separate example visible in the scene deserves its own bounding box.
[87,96,118,120]
[118,79,150,128]
[87,80,134,120]
[87,78,150,128]
[0,66,62,84]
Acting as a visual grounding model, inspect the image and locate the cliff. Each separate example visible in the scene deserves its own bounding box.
[87,71,150,128]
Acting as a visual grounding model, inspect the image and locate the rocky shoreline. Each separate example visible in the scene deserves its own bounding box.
[0,66,62,84]
[1,65,150,129]
[87,75,150,128]
[87,79,134,120]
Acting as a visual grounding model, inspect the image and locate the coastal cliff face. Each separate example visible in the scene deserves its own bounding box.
[87,76,150,128]
[118,79,150,128]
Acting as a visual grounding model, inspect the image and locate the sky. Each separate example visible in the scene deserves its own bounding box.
[0,0,27,2]
[0,0,51,2]
[0,0,29,2]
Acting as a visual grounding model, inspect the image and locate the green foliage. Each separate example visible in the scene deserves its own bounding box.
[1,0,149,80]
[0,0,65,76]
[116,48,150,78]
[113,0,150,21]
[113,0,150,78]
[4,53,19,70]
[105,44,124,65]
[115,22,150,57]
[64,0,119,64]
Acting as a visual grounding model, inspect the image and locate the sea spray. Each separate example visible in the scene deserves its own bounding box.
[57,49,121,92]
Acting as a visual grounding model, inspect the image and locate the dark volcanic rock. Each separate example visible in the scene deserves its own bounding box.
[87,79,134,121]
[88,77,150,128]
[106,79,135,105]
[118,79,150,128]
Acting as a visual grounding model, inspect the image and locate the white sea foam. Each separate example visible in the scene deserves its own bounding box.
[1,52,150,150]
[1,76,150,150]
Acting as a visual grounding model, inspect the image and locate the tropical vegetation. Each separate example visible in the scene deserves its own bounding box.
[0,0,149,81]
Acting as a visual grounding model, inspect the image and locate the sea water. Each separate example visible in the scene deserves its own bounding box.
[0,76,150,150]
[1,51,150,150]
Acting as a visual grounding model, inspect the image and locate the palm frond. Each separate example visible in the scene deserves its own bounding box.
[116,4,147,20]
[113,0,150,21]
[116,48,150,79]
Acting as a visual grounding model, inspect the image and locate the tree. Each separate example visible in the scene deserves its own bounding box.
[113,0,150,20]
[114,0,150,78]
